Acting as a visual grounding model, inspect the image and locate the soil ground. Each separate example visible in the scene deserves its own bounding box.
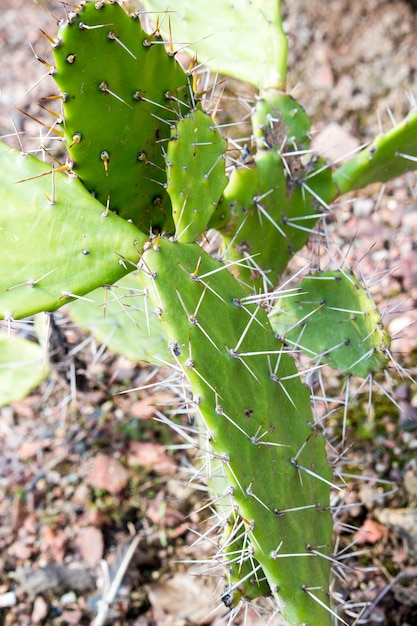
[1,1,417,625]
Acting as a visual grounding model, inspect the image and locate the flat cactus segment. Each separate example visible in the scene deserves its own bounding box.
[67,273,170,364]
[0,333,49,407]
[270,270,391,378]
[52,0,191,232]
[166,110,228,242]
[0,141,144,320]
[218,92,336,285]
[333,109,417,196]
[140,238,333,625]
[141,0,287,90]
[219,150,289,285]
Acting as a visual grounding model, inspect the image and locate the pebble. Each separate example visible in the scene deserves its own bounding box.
[31,595,48,624]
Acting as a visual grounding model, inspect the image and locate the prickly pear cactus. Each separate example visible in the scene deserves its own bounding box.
[140,237,334,625]
[52,0,190,232]
[166,109,228,242]
[219,91,336,285]
[141,0,288,90]
[333,108,417,195]
[67,273,170,364]
[270,269,391,378]
[0,141,143,320]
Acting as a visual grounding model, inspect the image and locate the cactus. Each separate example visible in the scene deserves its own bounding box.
[270,269,391,378]
[166,109,228,242]
[139,237,333,624]
[0,333,49,407]
[67,273,169,364]
[218,92,336,286]
[1,0,417,623]
[0,140,143,320]
[52,0,191,232]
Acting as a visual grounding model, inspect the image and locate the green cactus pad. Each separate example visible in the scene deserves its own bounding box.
[0,333,49,407]
[52,0,191,232]
[218,92,336,285]
[67,273,170,364]
[270,270,391,378]
[141,0,288,90]
[140,237,333,625]
[166,109,228,242]
[333,109,417,195]
[0,141,144,320]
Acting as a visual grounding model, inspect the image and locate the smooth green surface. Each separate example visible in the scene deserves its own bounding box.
[141,238,333,625]
[0,334,49,407]
[167,109,228,242]
[53,0,190,231]
[67,273,170,364]
[270,270,391,377]
[0,141,144,319]
[141,0,288,89]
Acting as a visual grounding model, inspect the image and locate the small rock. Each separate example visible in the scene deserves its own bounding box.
[0,590,16,608]
[87,454,129,495]
[31,595,49,624]
[60,590,77,605]
[312,121,360,163]
[353,197,375,217]
[353,518,385,545]
[74,526,104,566]
[128,441,177,476]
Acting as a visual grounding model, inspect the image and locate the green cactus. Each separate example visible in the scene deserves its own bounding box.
[1,0,417,624]
[0,333,49,407]
[333,108,417,195]
[166,109,228,242]
[140,237,333,625]
[141,0,288,90]
[52,0,190,232]
[67,273,170,364]
[218,92,336,286]
[270,269,391,378]
[0,141,143,320]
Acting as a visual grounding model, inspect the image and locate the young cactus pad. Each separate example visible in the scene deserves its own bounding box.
[0,141,143,320]
[166,109,228,243]
[140,237,334,625]
[52,0,191,232]
[219,92,336,285]
[270,269,391,378]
